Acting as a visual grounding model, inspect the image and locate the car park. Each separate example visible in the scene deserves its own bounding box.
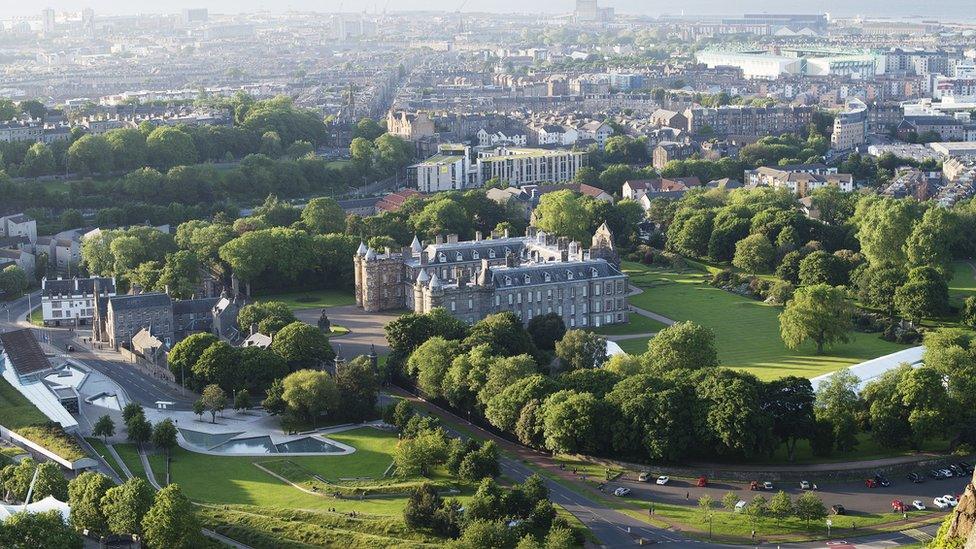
[613,487,631,497]
[912,500,926,511]
[762,481,774,490]
[800,480,811,490]
[929,470,943,479]
[830,504,846,515]
[874,474,891,487]
[940,468,954,478]
[749,481,759,490]
[934,497,949,510]
[656,476,669,485]
[948,465,963,477]
[943,495,959,507]
[638,472,650,482]
[734,500,747,512]
[865,478,878,488]
[958,462,974,474]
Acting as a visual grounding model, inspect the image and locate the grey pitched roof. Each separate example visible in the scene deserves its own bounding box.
[490,259,622,288]
[0,329,51,377]
[420,237,527,265]
[43,277,116,297]
[108,293,172,311]
[173,297,220,315]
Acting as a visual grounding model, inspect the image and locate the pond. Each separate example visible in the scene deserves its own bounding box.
[179,429,347,455]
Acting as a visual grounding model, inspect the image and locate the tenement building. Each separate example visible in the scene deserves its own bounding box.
[353,225,628,328]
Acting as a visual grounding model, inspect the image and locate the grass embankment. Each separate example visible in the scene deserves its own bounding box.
[254,289,355,311]
[618,262,907,380]
[85,438,122,478]
[949,260,976,308]
[591,313,668,336]
[114,444,147,480]
[0,378,48,428]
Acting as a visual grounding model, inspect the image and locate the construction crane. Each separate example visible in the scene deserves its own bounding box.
[456,0,469,34]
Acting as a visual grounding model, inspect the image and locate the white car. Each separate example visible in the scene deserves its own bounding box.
[763,481,774,490]
[799,480,811,490]
[943,495,959,507]
[734,500,748,512]
[638,472,651,482]
[613,487,631,497]
[656,475,670,485]
[933,497,949,510]
[912,500,926,511]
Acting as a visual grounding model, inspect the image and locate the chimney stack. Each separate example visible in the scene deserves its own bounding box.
[435,234,444,245]
[447,234,458,244]
[475,230,482,241]
[560,250,569,262]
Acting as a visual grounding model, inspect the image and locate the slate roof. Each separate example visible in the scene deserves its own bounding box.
[43,277,116,297]
[173,297,220,315]
[0,329,51,377]
[419,237,527,265]
[108,293,172,311]
[490,258,623,288]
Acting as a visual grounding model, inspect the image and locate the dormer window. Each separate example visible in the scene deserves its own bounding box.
[505,276,512,286]
[439,253,446,263]
[456,251,463,261]
[567,270,574,280]
[489,249,496,259]
[473,250,480,260]
[524,274,531,284]
[544,272,551,282]
[591,268,598,278]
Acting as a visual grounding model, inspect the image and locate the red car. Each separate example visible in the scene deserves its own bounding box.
[749,480,759,490]
[697,476,708,487]
[891,499,907,512]
[865,478,878,488]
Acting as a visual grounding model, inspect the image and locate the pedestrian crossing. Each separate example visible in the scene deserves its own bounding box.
[901,528,934,542]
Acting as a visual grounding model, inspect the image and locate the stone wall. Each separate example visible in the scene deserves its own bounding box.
[946,469,976,548]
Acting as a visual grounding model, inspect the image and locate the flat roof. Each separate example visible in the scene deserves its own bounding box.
[0,329,52,377]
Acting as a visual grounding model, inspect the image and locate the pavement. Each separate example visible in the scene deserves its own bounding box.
[293,304,402,359]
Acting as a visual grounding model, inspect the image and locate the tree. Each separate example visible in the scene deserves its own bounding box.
[533,189,589,241]
[200,384,227,423]
[763,376,815,462]
[32,461,68,501]
[768,491,794,519]
[22,142,55,176]
[393,428,448,477]
[963,296,976,329]
[0,266,29,298]
[281,369,339,425]
[779,284,852,354]
[122,402,143,424]
[191,341,240,392]
[350,136,375,174]
[237,301,296,334]
[643,321,718,372]
[151,418,178,456]
[105,127,148,171]
[856,264,906,318]
[238,346,288,394]
[798,250,847,286]
[733,234,775,274]
[157,250,200,299]
[814,368,861,452]
[526,312,566,351]
[667,208,714,258]
[794,492,827,524]
[455,520,515,549]
[746,494,767,528]
[408,337,463,398]
[141,484,201,549]
[192,399,206,420]
[403,483,443,529]
[101,478,155,535]
[271,321,335,372]
[484,375,558,433]
[411,198,471,240]
[905,206,955,277]
[335,356,379,422]
[722,491,740,512]
[301,197,346,235]
[68,471,114,533]
[853,196,915,267]
[464,312,538,359]
[541,390,606,454]
[895,266,949,323]
[67,134,111,175]
[0,510,82,549]
[554,330,607,371]
[92,414,115,443]
[146,126,197,170]
[126,415,152,449]
[458,441,500,481]
[234,389,252,413]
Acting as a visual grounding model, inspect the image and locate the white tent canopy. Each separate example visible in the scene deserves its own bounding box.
[0,495,70,523]
[810,346,926,393]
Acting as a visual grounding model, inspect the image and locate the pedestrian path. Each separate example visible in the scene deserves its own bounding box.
[901,528,935,542]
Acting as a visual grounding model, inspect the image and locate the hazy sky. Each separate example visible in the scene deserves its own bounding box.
[8,0,970,19]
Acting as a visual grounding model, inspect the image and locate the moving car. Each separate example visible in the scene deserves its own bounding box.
[933,497,949,510]
[830,504,846,515]
[874,474,891,487]
[613,487,631,497]
[638,472,650,482]
[749,481,760,491]
[912,500,926,511]
[800,480,811,490]
[696,476,708,487]
[943,495,959,507]
[865,478,878,488]
[656,475,669,485]
[762,481,774,490]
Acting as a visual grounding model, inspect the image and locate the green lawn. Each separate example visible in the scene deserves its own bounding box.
[620,262,907,380]
[949,260,976,308]
[86,438,122,478]
[29,308,42,326]
[254,289,355,311]
[0,378,49,429]
[114,444,147,480]
[591,313,668,336]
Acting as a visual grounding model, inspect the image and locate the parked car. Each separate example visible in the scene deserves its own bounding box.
[874,474,891,487]
[865,478,878,488]
[696,476,708,487]
[933,497,949,510]
[749,481,759,491]
[613,487,631,497]
[656,476,669,485]
[66,344,75,352]
[907,472,924,484]
[940,469,954,478]
[943,495,959,507]
[830,504,846,515]
[734,500,748,513]
[638,472,651,482]
[928,470,944,480]
[958,462,974,474]
[912,500,926,511]
[762,481,774,490]
[947,465,963,477]
[891,500,907,513]
[800,480,811,490]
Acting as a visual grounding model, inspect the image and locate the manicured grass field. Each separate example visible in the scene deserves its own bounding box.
[619,262,907,380]
[254,288,355,311]
[591,313,668,336]
[86,438,122,478]
[114,443,147,480]
[949,260,976,308]
[0,378,49,429]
